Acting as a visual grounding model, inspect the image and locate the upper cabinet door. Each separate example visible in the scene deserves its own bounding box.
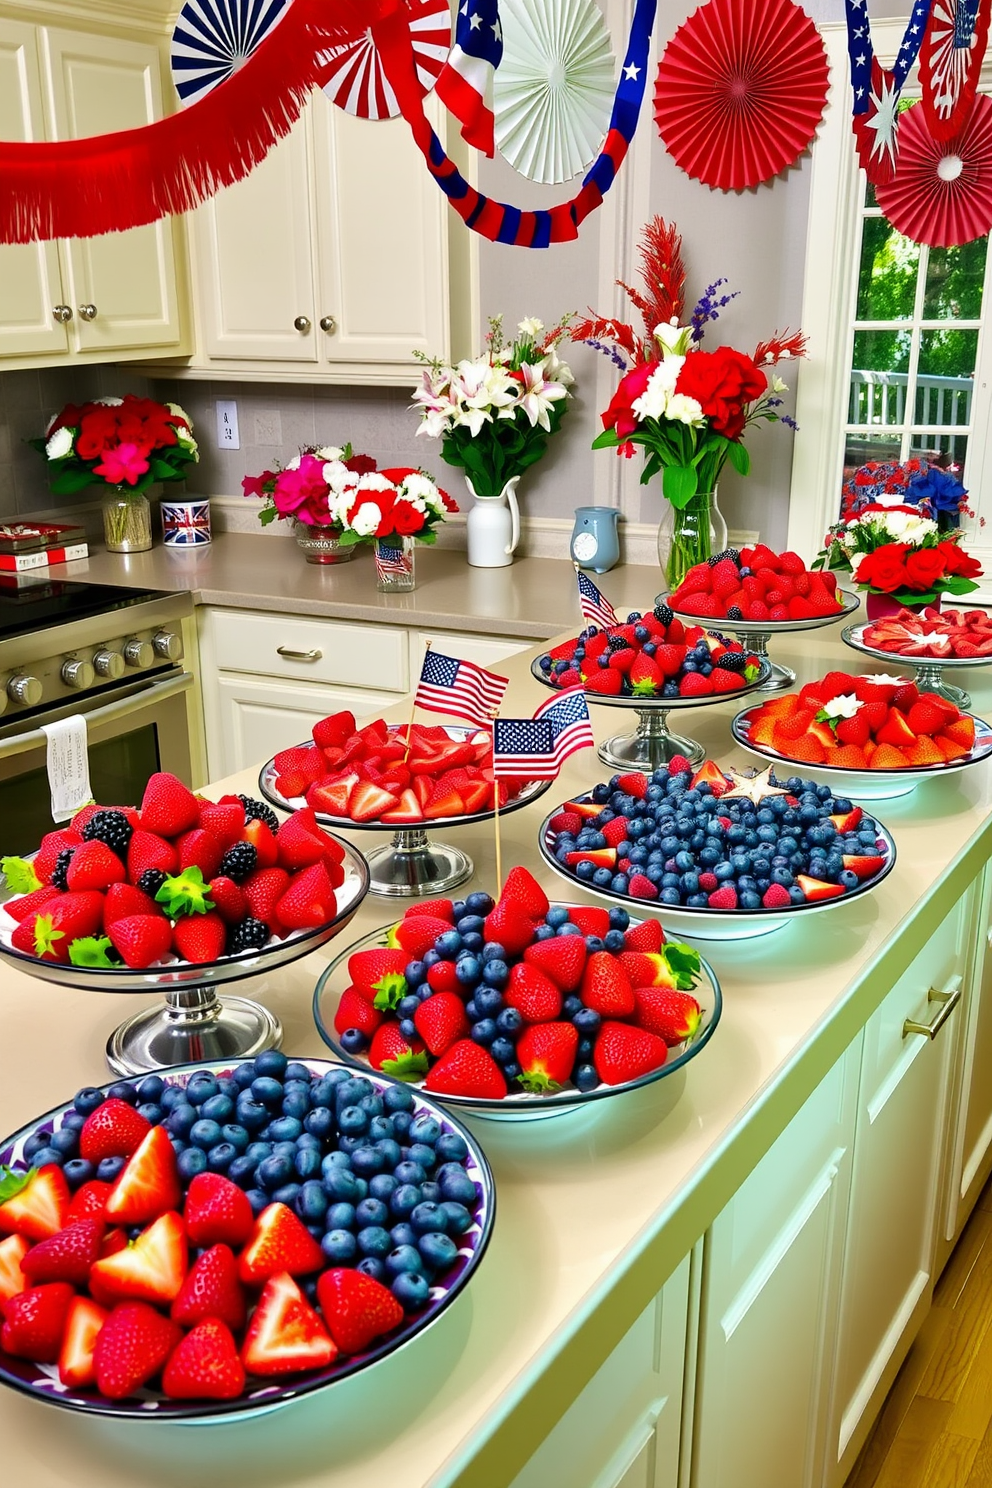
[41,28,182,354]
[0,19,68,360]
[191,119,319,362]
[313,101,449,365]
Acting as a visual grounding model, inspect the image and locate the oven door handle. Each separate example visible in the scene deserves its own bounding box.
[0,672,195,762]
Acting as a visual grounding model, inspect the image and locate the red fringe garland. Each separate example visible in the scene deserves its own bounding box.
[0,0,379,244]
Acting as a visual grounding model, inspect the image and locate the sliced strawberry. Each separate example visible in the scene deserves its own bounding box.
[58,1295,108,1389]
[317,1267,404,1355]
[842,853,887,880]
[348,782,399,823]
[94,1301,182,1400]
[243,818,279,869]
[238,1203,324,1287]
[0,1164,70,1241]
[796,875,846,902]
[241,1271,336,1377]
[105,1126,181,1226]
[171,1243,247,1331]
[1,1281,74,1362]
[184,1172,254,1249]
[0,1233,29,1308]
[89,1211,188,1306]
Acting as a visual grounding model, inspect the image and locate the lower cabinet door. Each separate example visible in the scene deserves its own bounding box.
[209,672,391,779]
[825,896,966,1486]
[940,867,992,1255]
[691,1043,861,1488]
[509,1257,690,1488]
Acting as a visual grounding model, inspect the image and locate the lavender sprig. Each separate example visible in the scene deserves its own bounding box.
[584,338,629,371]
[690,279,739,343]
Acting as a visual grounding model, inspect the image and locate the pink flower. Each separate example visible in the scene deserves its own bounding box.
[93,441,151,487]
[271,454,330,524]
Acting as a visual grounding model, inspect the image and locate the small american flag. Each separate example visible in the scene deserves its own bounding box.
[493,687,595,780]
[576,568,618,631]
[414,649,509,729]
[435,0,503,156]
[374,540,413,584]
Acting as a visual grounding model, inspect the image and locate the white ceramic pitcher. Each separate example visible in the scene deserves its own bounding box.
[465,476,521,568]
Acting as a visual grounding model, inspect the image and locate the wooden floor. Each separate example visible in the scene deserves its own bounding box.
[846,1178,992,1488]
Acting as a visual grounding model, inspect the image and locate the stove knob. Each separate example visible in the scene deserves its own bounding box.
[152,630,183,662]
[93,649,125,681]
[123,639,154,669]
[62,659,95,691]
[8,675,42,707]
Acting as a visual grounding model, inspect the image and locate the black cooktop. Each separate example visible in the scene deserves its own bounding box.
[0,580,169,642]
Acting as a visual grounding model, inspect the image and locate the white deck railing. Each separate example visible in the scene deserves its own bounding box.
[849,370,974,429]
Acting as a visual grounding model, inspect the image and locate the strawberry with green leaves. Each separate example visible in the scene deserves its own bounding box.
[634,987,701,1046]
[368,1023,429,1080]
[516,1022,578,1094]
[11,891,104,963]
[0,1164,70,1241]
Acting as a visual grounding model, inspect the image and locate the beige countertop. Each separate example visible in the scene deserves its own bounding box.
[49,533,664,640]
[2,613,992,1488]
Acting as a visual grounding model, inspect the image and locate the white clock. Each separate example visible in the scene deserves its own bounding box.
[572,531,599,563]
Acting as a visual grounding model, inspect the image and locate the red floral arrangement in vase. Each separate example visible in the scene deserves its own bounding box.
[33,395,198,494]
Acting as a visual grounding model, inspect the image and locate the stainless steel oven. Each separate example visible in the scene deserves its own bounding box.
[0,583,197,856]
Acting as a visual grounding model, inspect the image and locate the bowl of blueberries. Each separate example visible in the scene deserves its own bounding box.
[538,756,897,941]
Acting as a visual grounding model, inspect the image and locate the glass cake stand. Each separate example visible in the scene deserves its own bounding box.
[660,589,862,692]
[0,838,370,1076]
[259,729,551,898]
[530,656,773,771]
[842,621,989,710]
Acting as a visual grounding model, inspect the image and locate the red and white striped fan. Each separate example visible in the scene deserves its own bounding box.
[921,0,992,143]
[319,0,450,119]
[876,93,992,248]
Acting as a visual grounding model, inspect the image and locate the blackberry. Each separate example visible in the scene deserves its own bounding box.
[137,868,167,898]
[715,651,749,673]
[51,847,75,891]
[219,841,258,884]
[237,795,279,834]
[708,548,740,566]
[81,809,133,856]
[653,602,674,626]
[727,605,744,621]
[608,635,629,652]
[228,917,268,954]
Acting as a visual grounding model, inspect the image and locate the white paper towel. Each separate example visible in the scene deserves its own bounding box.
[42,716,92,823]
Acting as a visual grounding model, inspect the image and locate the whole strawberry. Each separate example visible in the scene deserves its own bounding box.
[424,1040,507,1099]
[516,1022,578,1094]
[633,987,701,1046]
[594,1021,669,1085]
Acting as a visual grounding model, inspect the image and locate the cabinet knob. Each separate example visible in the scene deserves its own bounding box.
[93,649,125,681]
[123,638,154,669]
[52,305,73,324]
[319,315,337,335]
[153,630,183,662]
[294,315,312,334]
[78,304,98,321]
[8,675,42,707]
[62,658,95,691]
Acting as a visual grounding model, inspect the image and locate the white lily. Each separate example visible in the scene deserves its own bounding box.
[542,343,575,388]
[655,318,692,357]
[518,317,544,338]
[513,357,569,431]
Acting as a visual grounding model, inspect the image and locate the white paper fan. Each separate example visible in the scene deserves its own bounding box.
[171,0,289,106]
[494,0,616,185]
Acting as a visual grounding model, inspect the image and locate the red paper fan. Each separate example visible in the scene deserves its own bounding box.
[921,0,992,143]
[653,0,830,192]
[318,0,449,119]
[875,93,992,248]
[852,60,902,186]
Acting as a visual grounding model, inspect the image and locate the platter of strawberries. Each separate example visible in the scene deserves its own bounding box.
[665,546,858,628]
[537,756,896,941]
[0,1055,493,1418]
[0,772,370,1075]
[732,670,992,800]
[843,607,992,711]
[313,866,721,1118]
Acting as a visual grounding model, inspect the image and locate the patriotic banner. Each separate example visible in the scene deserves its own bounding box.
[493,687,595,779]
[374,0,657,247]
[414,649,509,729]
[576,568,619,631]
[436,0,503,156]
[845,0,935,183]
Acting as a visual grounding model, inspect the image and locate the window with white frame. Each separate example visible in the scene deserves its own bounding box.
[788,21,992,591]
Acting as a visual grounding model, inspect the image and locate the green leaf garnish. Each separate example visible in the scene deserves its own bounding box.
[372,973,408,1012]
[68,936,121,968]
[744,663,761,683]
[380,1051,429,1082]
[2,857,41,895]
[32,915,64,959]
[663,942,701,991]
[0,1165,33,1204]
[155,866,214,919]
[517,1070,562,1096]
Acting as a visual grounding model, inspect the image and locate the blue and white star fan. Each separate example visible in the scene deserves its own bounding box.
[171,0,290,107]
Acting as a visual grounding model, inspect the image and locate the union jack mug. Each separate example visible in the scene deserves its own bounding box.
[161,497,211,547]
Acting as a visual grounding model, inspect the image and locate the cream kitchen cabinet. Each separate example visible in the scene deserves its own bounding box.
[188,94,465,382]
[0,16,187,367]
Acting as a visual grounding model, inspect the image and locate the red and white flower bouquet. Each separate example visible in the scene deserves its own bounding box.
[34,395,198,494]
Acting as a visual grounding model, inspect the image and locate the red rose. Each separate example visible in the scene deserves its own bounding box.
[674,348,767,440]
[391,500,425,536]
[76,407,121,460]
[856,545,911,593]
[903,547,948,591]
[939,541,983,579]
[601,360,658,441]
[344,453,377,476]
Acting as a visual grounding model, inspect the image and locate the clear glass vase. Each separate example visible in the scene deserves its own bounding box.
[374,535,416,592]
[293,521,357,565]
[102,487,152,554]
[657,488,728,593]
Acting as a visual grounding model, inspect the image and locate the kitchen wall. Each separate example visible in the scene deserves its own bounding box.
[0,0,905,547]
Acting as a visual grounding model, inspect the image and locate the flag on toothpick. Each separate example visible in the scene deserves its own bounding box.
[492,687,595,779]
[576,568,619,631]
[435,0,503,157]
[414,648,509,729]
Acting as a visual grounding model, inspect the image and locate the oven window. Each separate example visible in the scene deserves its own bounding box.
[2,725,160,857]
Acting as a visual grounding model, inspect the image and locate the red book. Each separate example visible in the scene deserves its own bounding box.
[0,543,88,572]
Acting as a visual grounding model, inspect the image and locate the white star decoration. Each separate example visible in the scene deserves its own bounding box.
[718,766,792,805]
[866,71,900,166]
[469,13,482,30]
[623,63,640,81]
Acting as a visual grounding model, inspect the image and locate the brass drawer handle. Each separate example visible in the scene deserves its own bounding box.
[903,986,962,1041]
[276,646,322,663]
